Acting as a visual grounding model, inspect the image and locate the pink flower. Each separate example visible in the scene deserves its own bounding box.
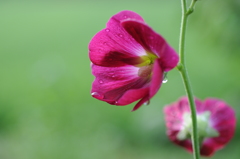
[89,10,179,111]
[164,97,236,156]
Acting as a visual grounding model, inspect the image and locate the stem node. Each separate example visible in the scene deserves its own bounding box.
[187,8,194,15]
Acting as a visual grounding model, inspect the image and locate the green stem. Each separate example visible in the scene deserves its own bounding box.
[178,67,200,159]
[178,0,200,159]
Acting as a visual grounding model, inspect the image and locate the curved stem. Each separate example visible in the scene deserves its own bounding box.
[178,0,200,159]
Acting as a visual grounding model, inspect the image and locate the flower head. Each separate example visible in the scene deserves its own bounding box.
[89,10,179,111]
[164,97,236,156]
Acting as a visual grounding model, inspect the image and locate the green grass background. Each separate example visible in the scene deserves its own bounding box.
[0,0,240,158]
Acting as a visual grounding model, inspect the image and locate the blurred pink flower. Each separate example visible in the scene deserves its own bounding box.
[164,97,236,156]
[89,10,179,111]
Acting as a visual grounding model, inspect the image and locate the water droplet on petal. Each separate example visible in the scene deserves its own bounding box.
[118,34,123,37]
[162,73,168,83]
[91,92,98,96]
[114,101,118,104]
[98,80,104,84]
[162,78,168,83]
[124,15,127,18]
[91,92,104,99]
[144,100,150,105]
[106,29,110,32]
[108,72,115,77]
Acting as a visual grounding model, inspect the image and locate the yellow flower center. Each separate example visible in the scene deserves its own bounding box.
[137,52,158,78]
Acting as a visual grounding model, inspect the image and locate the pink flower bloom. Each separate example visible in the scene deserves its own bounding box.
[164,97,236,156]
[89,10,179,111]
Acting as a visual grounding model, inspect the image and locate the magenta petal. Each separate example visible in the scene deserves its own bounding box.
[199,139,215,156]
[91,64,150,105]
[117,87,149,106]
[164,106,181,130]
[121,20,165,54]
[89,11,146,67]
[89,28,145,67]
[203,99,236,127]
[158,44,179,71]
[164,97,236,157]
[200,99,236,156]
[131,95,149,111]
[149,60,163,98]
[164,127,193,153]
[121,20,179,71]
[107,10,144,26]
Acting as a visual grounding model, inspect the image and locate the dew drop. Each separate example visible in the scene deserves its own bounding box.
[118,34,123,37]
[91,92,98,96]
[108,72,116,78]
[144,100,150,105]
[162,78,168,83]
[114,101,118,104]
[98,80,104,84]
[106,29,110,32]
[91,92,104,99]
[162,72,168,83]
[124,15,127,18]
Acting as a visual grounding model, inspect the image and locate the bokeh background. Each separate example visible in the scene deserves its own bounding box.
[0,0,240,158]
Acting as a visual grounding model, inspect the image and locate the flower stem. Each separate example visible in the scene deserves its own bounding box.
[177,0,200,159]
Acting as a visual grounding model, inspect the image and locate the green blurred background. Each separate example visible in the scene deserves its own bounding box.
[0,0,240,158]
